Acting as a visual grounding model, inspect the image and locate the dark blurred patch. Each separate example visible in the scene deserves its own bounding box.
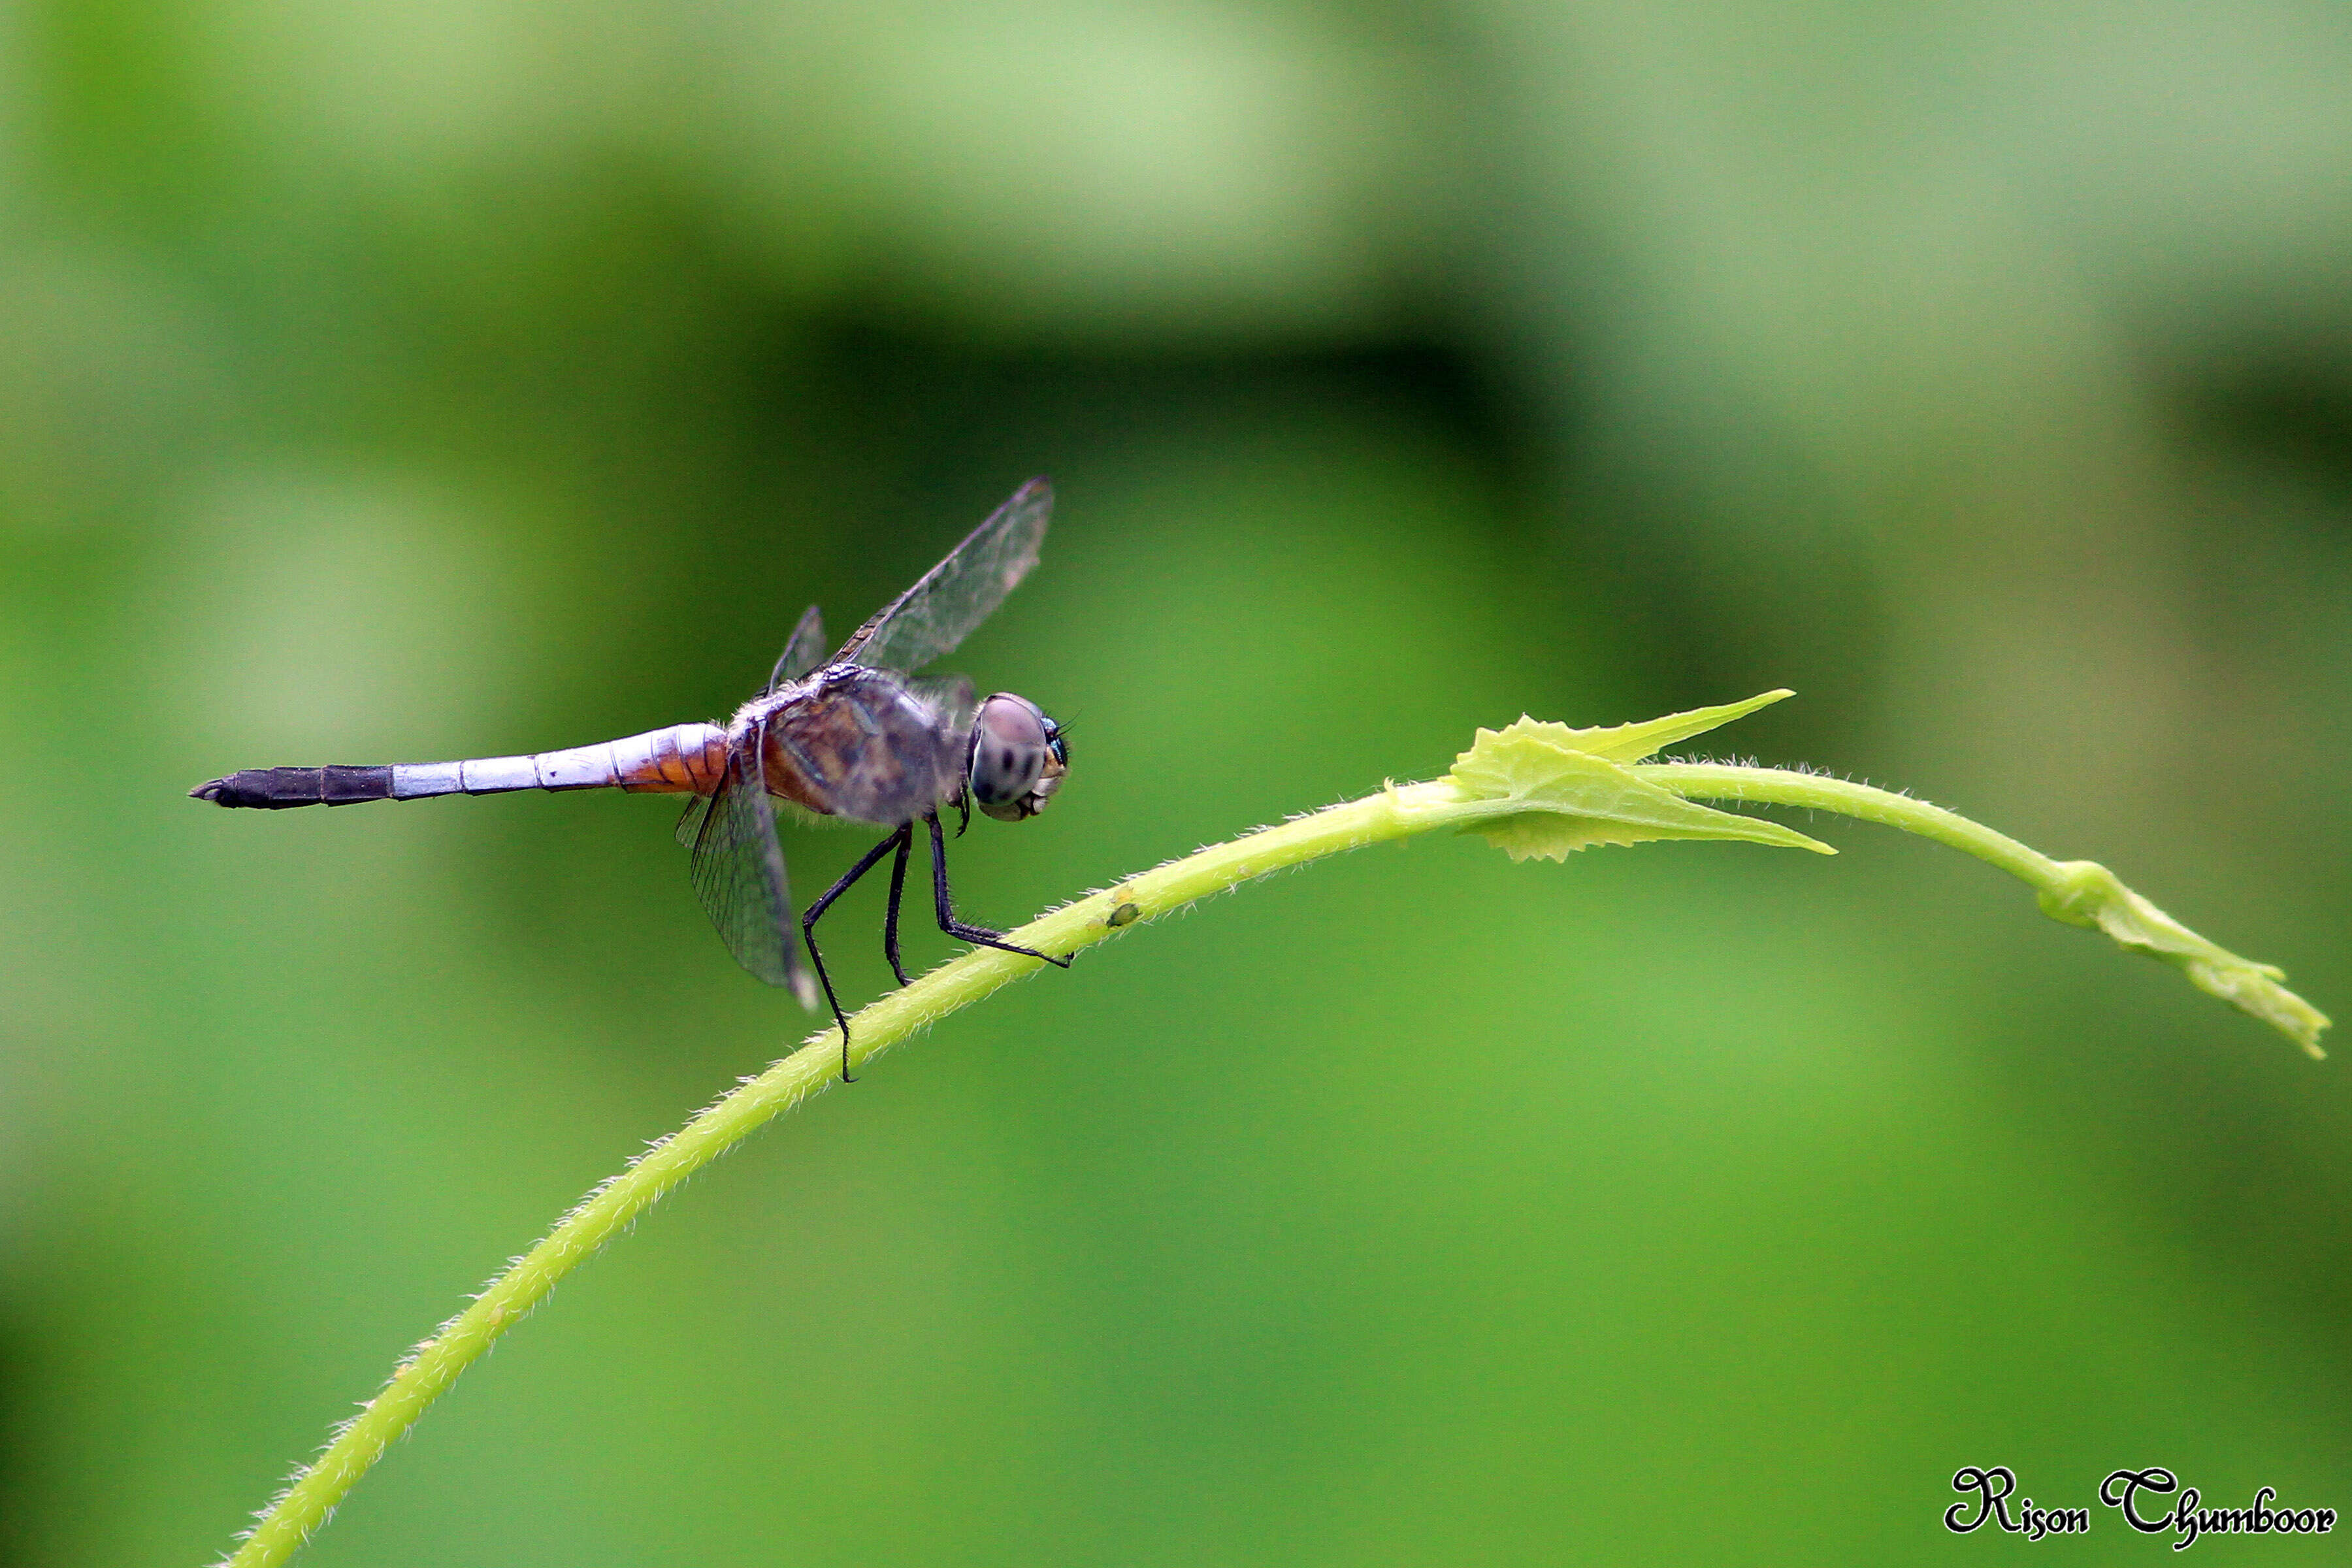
[650,318,1550,725]
[1552,460,1885,760]
[2171,350,2352,500]
[794,320,1544,521]
[0,1287,39,1568]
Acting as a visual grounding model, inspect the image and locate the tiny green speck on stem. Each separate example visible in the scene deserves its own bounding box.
[218,691,2326,1567]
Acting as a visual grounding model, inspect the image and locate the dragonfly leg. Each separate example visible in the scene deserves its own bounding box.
[882,824,914,987]
[802,827,907,1083]
[925,812,1072,970]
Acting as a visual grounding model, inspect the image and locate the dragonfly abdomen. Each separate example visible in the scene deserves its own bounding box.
[193,723,728,808]
[189,764,395,808]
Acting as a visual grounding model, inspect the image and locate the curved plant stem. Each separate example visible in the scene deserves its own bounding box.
[220,761,2322,1566]
[1641,763,2061,881]
[1645,763,2328,1056]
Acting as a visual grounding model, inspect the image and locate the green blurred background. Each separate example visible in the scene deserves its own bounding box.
[3,1,2350,1561]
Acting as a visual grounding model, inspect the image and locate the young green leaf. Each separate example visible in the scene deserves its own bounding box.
[1516,687,1798,765]
[1449,709,1833,861]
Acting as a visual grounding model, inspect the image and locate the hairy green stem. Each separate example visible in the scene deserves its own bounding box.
[220,762,2320,1565]
[1641,763,2061,882]
[1646,763,2327,1056]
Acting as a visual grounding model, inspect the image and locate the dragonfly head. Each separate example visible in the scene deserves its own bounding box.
[968,693,1068,822]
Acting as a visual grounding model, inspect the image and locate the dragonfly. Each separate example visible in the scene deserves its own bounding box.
[193,478,1072,1081]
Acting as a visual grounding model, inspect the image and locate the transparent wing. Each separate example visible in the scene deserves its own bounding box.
[908,674,981,830]
[834,478,1052,674]
[676,791,714,849]
[764,603,827,694]
[908,672,979,730]
[682,740,818,1007]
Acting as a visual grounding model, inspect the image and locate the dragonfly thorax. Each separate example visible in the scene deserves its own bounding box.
[742,666,969,826]
[968,693,1068,822]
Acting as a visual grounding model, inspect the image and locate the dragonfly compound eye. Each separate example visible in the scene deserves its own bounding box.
[971,693,1066,821]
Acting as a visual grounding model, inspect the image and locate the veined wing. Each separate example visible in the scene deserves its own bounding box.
[681,741,817,1007]
[908,673,978,730]
[834,478,1051,674]
[907,673,980,830]
[764,603,828,695]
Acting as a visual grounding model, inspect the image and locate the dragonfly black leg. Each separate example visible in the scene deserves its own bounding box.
[881,823,914,987]
[924,812,1072,970]
[802,828,907,1083]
